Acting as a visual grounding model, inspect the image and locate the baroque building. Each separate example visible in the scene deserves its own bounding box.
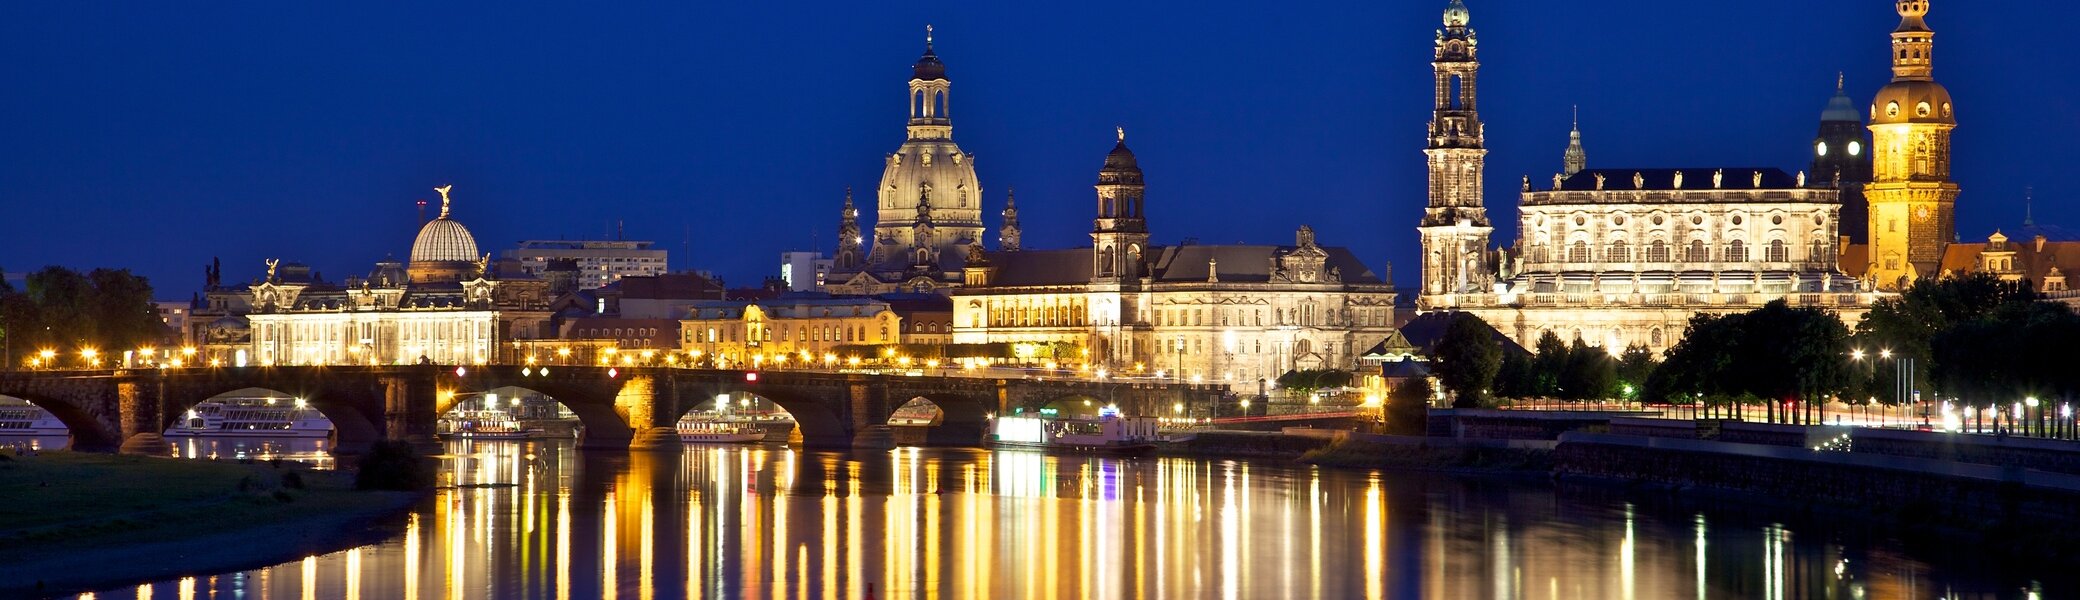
[1862,0,1960,291]
[1416,0,1496,308]
[952,135,1399,382]
[240,187,554,366]
[1415,1,1873,352]
[825,28,989,295]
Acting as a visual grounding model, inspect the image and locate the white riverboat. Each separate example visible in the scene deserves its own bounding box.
[166,397,333,439]
[676,420,767,444]
[439,410,537,440]
[989,414,1161,455]
[0,400,69,437]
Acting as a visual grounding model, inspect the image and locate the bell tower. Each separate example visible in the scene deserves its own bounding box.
[1865,0,1959,290]
[1418,0,1494,309]
[1091,127,1148,284]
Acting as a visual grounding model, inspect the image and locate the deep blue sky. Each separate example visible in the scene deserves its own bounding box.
[3,1,2075,298]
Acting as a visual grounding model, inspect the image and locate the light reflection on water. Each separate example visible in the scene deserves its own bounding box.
[79,439,2060,599]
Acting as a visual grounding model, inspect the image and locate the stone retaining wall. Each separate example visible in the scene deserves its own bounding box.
[1554,432,2080,524]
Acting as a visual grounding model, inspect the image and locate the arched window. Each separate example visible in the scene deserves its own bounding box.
[1766,240,1788,263]
[1568,240,1591,263]
[1685,240,1709,263]
[1610,240,1632,263]
[1650,328,1664,347]
[1726,240,1748,263]
[1647,240,1670,263]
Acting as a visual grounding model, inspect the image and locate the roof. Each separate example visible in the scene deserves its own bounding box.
[1391,311,1530,358]
[1937,231,2080,287]
[973,244,1386,288]
[411,218,479,263]
[1553,168,1802,192]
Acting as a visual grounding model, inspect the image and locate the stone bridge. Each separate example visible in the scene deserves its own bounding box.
[0,366,1233,454]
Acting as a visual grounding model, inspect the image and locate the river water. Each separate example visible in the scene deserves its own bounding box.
[75,439,2065,599]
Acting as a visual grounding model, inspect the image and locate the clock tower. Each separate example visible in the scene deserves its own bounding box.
[1865,0,1959,291]
[1417,0,1495,309]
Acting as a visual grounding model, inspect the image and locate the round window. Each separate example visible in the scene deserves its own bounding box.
[1916,102,1932,117]
[1772,215,1784,226]
[1886,102,1900,117]
[1614,215,1628,226]
[1815,214,1826,225]
[1574,216,1586,226]
[1731,215,1744,226]
[1652,215,1665,226]
[1691,215,1704,226]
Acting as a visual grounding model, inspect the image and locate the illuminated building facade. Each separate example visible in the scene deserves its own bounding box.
[505,240,668,290]
[825,28,989,295]
[952,136,1399,382]
[1415,1,1872,352]
[244,187,553,366]
[1863,0,1960,291]
[681,294,951,367]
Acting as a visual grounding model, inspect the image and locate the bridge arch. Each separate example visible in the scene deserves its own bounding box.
[0,393,107,451]
[891,393,992,447]
[699,384,850,448]
[159,386,381,456]
[437,380,634,450]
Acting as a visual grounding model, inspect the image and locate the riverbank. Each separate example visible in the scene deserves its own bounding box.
[0,451,424,597]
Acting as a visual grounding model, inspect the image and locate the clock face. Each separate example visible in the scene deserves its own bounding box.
[1847,141,1862,156]
[1914,206,1932,222]
[1815,141,1829,157]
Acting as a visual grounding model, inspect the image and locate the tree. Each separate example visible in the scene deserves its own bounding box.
[1615,344,1659,399]
[1855,272,2037,405]
[1276,369,1352,400]
[1530,331,1569,398]
[1430,313,1502,408]
[0,266,164,366]
[1559,339,1618,401]
[1493,350,1535,400]
[1644,300,1851,422]
[1385,377,1433,435]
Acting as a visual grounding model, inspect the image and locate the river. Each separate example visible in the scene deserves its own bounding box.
[71,439,2065,599]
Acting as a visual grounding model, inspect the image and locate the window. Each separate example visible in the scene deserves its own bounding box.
[1685,240,1708,263]
[1726,240,1748,263]
[1568,241,1590,263]
[1767,240,1787,263]
[1610,240,1631,263]
[1647,241,1670,263]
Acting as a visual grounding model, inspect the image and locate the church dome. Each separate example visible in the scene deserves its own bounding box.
[913,46,946,81]
[1443,0,1471,27]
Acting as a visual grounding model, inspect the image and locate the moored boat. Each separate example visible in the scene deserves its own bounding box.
[676,421,767,444]
[0,401,69,437]
[166,397,333,439]
[989,415,1160,455]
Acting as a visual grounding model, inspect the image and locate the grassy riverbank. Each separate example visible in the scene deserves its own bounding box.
[0,451,423,596]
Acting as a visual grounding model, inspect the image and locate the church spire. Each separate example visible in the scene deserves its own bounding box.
[1563,106,1587,176]
[836,187,861,269]
[1890,1,1936,81]
[2025,186,2036,228]
[1000,187,1021,252]
[908,24,952,141]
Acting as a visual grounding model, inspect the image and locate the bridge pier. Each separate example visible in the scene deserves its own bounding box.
[117,378,172,456]
[616,375,683,452]
[382,374,441,454]
[848,379,894,450]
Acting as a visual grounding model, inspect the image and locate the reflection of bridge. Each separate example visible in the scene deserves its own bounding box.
[0,367,1232,454]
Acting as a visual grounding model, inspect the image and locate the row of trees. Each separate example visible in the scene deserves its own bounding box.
[0,266,166,366]
[1420,273,2080,423]
[1428,313,1660,408]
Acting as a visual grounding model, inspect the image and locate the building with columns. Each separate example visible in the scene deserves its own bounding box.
[951,134,1399,382]
[1415,1,1875,352]
[241,187,553,366]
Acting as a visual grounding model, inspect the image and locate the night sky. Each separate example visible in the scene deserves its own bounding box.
[3,1,2075,298]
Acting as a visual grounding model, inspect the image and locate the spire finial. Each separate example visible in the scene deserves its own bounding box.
[1571,105,1579,130]
[1837,71,1845,93]
[1117,125,1125,143]
[434,184,454,218]
[926,24,934,48]
[2026,186,2036,227]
